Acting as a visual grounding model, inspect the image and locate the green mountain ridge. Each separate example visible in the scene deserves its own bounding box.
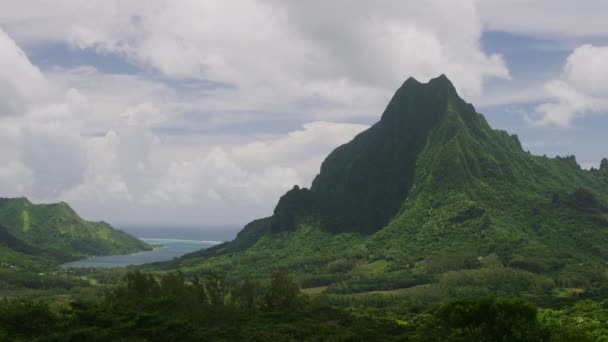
[0,224,40,255]
[268,75,469,235]
[156,75,608,301]
[0,197,151,265]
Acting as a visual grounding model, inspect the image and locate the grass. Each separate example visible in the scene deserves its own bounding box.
[301,286,328,295]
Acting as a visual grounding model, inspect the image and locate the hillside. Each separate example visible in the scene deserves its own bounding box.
[0,197,151,264]
[154,75,608,302]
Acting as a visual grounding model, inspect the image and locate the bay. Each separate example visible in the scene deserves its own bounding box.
[62,238,220,268]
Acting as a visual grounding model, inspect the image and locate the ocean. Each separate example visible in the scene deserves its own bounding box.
[62,225,242,268]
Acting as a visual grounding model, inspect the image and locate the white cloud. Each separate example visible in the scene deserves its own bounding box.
[0,28,49,116]
[0,0,509,119]
[121,103,166,127]
[21,118,88,198]
[27,119,365,225]
[530,45,608,127]
[479,0,608,38]
[231,121,367,170]
[563,45,608,96]
[143,148,299,206]
[45,66,180,134]
[0,29,88,199]
[0,162,33,197]
[276,1,509,97]
[140,121,367,223]
[61,103,165,207]
[61,131,133,205]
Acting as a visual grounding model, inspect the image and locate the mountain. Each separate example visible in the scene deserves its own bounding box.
[0,197,151,264]
[157,75,608,301]
[271,75,492,235]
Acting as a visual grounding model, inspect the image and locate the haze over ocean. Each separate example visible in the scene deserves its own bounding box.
[119,225,242,242]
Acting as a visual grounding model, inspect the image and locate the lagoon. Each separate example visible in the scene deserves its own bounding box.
[62,238,220,268]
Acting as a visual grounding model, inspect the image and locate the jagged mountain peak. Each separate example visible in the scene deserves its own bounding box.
[270,75,494,235]
[382,74,460,123]
[401,74,455,90]
[377,75,486,149]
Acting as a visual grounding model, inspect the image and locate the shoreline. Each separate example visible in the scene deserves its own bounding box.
[61,238,220,268]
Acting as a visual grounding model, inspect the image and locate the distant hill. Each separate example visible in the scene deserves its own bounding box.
[155,75,608,301]
[0,197,151,264]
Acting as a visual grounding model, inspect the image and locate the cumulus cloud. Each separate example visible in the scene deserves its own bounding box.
[27,104,366,224]
[0,28,49,116]
[231,121,368,170]
[140,121,367,222]
[61,131,134,205]
[143,148,299,206]
[121,103,166,127]
[529,45,608,127]
[21,119,88,198]
[0,162,33,197]
[563,45,608,97]
[0,29,89,199]
[61,102,165,207]
[0,29,153,206]
[0,0,509,119]
[277,1,509,97]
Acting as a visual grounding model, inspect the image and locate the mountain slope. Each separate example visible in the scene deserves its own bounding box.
[0,197,151,262]
[159,75,608,300]
[280,76,457,234]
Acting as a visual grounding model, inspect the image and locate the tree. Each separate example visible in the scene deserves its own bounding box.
[430,297,545,341]
[124,270,159,298]
[159,272,187,297]
[0,300,58,339]
[231,279,260,311]
[191,274,208,305]
[264,271,303,311]
[204,272,226,306]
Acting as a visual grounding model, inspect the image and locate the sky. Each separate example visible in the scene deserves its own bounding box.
[0,0,607,229]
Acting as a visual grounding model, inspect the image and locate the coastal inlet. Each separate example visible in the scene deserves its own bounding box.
[62,238,219,268]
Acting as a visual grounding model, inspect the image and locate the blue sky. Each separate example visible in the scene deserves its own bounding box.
[0,1,606,227]
[478,31,607,168]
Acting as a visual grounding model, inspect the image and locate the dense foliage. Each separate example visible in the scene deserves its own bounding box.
[0,197,151,265]
[2,270,605,341]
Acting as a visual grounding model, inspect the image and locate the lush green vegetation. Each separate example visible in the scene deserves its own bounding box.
[0,197,151,292]
[0,197,151,262]
[2,270,607,341]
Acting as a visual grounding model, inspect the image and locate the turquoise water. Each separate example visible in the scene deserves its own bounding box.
[62,238,220,268]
